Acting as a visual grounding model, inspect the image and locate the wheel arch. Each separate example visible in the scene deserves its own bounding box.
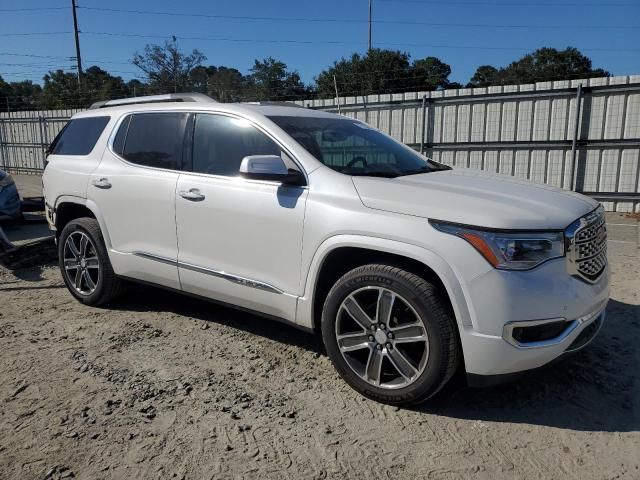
[54,196,112,249]
[298,235,472,334]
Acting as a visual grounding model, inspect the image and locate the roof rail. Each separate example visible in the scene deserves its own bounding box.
[89,93,216,109]
[242,101,306,108]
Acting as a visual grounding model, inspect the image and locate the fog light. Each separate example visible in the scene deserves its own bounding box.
[511,320,570,344]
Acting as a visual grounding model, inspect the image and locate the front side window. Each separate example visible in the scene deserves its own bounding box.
[50,116,110,156]
[269,115,448,177]
[192,114,281,176]
[117,112,189,170]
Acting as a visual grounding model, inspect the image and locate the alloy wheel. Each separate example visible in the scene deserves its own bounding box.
[335,287,430,389]
[63,231,100,296]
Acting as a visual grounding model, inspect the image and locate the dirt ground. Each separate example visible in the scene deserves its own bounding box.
[1,228,639,479]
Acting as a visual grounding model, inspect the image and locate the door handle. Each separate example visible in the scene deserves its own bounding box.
[179,188,205,201]
[92,178,112,189]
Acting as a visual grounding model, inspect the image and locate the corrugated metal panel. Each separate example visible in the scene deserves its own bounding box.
[1,77,639,211]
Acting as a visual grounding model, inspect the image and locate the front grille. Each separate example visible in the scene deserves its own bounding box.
[566,206,607,282]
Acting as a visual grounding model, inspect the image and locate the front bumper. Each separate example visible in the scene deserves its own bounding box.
[467,308,605,387]
[458,256,609,377]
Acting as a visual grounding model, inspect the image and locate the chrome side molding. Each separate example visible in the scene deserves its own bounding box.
[132,252,283,294]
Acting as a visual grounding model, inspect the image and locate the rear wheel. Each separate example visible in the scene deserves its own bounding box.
[321,264,459,406]
[58,217,123,306]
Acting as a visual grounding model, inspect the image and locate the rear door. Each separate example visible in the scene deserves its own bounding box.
[88,111,190,290]
[175,113,308,321]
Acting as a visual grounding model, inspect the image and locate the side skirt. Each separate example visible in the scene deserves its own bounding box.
[117,275,315,335]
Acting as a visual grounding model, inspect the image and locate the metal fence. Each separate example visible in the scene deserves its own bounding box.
[297,75,640,213]
[0,108,83,174]
[1,76,639,212]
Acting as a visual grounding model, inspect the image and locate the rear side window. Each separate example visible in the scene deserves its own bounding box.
[117,112,189,170]
[51,116,110,155]
[192,114,280,176]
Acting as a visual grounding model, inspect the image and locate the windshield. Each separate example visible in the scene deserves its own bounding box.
[268,115,449,177]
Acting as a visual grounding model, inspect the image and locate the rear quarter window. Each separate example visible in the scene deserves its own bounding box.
[116,112,189,171]
[50,116,110,156]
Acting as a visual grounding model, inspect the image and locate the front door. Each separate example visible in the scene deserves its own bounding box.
[175,113,308,321]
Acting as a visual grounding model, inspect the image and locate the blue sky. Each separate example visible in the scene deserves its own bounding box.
[1,0,639,87]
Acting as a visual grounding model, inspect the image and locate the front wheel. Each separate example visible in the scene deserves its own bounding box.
[58,217,123,306]
[321,264,459,406]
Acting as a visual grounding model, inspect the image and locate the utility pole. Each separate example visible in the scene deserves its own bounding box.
[368,0,373,51]
[71,0,83,85]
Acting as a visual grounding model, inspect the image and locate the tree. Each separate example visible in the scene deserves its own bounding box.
[6,81,42,110]
[411,56,453,91]
[126,79,147,97]
[466,65,500,88]
[132,37,206,93]
[39,67,130,109]
[467,48,610,87]
[187,65,247,102]
[207,67,247,102]
[0,76,12,111]
[316,49,411,97]
[315,49,453,97]
[82,66,129,101]
[39,70,82,108]
[247,57,307,100]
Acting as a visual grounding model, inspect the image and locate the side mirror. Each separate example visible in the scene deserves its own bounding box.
[239,155,305,185]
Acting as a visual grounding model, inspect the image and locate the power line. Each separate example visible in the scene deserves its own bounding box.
[0,32,72,37]
[376,0,639,6]
[0,7,69,12]
[78,6,365,24]
[76,5,639,29]
[0,53,132,66]
[0,52,73,60]
[0,61,73,67]
[79,32,640,53]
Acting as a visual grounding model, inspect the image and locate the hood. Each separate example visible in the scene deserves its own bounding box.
[352,168,598,230]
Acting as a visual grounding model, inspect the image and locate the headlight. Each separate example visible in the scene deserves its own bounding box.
[0,173,14,191]
[430,221,564,270]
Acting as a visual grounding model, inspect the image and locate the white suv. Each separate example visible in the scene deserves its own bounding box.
[43,93,609,405]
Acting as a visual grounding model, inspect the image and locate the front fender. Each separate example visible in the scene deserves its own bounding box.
[295,234,473,331]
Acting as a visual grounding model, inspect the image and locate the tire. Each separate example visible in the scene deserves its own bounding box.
[58,217,123,306]
[321,264,459,406]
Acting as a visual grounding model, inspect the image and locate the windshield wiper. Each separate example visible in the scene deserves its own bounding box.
[350,171,400,178]
[399,166,431,176]
[400,163,452,176]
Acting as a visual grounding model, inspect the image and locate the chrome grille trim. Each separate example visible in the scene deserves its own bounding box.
[565,205,607,283]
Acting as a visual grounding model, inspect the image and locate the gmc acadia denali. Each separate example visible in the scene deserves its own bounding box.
[42,93,609,405]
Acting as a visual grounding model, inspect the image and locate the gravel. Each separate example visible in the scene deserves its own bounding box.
[0,251,638,479]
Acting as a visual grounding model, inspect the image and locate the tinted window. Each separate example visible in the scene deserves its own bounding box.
[112,115,131,155]
[269,115,448,177]
[51,116,110,156]
[121,113,189,170]
[192,114,280,176]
